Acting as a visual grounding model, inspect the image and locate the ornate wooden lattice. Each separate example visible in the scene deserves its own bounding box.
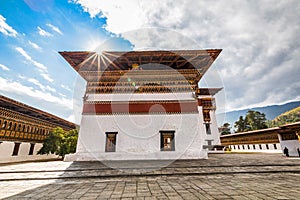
[221,122,300,146]
[60,50,222,94]
[221,131,279,146]
[0,96,76,143]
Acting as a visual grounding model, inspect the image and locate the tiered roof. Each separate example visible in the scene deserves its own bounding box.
[59,49,222,78]
[0,95,76,130]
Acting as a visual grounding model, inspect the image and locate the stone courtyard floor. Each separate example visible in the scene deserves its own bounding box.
[0,153,299,199]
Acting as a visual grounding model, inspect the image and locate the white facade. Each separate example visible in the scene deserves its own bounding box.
[279,140,300,157]
[205,109,220,146]
[229,143,282,153]
[278,133,300,157]
[0,141,59,164]
[65,92,220,161]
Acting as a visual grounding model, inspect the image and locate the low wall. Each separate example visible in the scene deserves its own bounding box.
[0,141,60,164]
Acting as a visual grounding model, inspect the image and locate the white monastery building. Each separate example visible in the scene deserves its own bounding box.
[60,50,222,161]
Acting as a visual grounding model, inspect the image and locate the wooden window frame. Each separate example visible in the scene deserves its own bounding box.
[105,132,117,152]
[2,121,7,129]
[160,131,175,151]
[205,123,211,135]
[29,143,35,155]
[12,142,21,156]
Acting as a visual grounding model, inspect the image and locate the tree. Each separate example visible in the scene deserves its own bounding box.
[234,116,248,132]
[220,123,231,135]
[246,110,268,130]
[38,127,78,158]
[234,110,267,132]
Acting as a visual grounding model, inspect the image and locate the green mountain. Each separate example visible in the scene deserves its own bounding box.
[267,106,300,127]
[217,101,300,127]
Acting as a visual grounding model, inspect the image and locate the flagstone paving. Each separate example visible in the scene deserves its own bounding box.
[0,153,299,199]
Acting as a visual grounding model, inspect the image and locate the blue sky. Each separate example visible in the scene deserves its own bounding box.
[1,0,300,125]
[0,0,132,123]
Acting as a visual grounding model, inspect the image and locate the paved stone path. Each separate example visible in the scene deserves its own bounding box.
[0,153,299,199]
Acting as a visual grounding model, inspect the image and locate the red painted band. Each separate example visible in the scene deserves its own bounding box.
[83,101,198,114]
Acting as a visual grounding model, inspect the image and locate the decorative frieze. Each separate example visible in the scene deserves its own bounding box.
[82,101,198,114]
[0,96,76,143]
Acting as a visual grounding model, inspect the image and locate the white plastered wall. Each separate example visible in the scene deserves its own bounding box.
[279,140,300,157]
[206,109,220,146]
[197,94,220,147]
[65,112,208,161]
[0,141,59,163]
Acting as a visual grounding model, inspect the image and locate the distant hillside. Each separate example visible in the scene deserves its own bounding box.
[217,101,300,127]
[268,106,300,127]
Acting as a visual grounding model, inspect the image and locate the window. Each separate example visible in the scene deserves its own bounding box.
[7,122,12,129]
[242,145,245,150]
[266,144,269,150]
[237,145,240,149]
[281,132,298,140]
[247,145,250,149]
[259,144,262,150]
[2,121,7,129]
[201,99,213,107]
[205,123,211,135]
[29,143,35,155]
[207,140,213,146]
[105,132,117,152]
[253,145,256,150]
[203,111,211,122]
[160,131,175,151]
[273,144,277,150]
[12,142,21,156]
[12,123,16,130]
[17,124,22,131]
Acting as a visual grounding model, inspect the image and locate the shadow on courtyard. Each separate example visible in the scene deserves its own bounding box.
[2,153,300,199]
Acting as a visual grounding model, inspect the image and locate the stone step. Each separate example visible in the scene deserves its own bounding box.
[1,164,300,181]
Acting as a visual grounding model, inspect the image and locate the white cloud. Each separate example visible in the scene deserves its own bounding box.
[0,14,17,37]
[46,85,56,92]
[15,47,32,61]
[72,0,147,34]
[0,76,73,110]
[73,0,300,111]
[27,78,55,93]
[28,41,42,50]
[15,47,53,82]
[40,73,54,83]
[46,23,63,35]
[0,64,10,71]
[18,74,26,79]
[61,84,72,92]
[59,93,67,97]
[28,78,45,91]
[37,26,53,37]
[18,76,57,95]
[67,114,75,123]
